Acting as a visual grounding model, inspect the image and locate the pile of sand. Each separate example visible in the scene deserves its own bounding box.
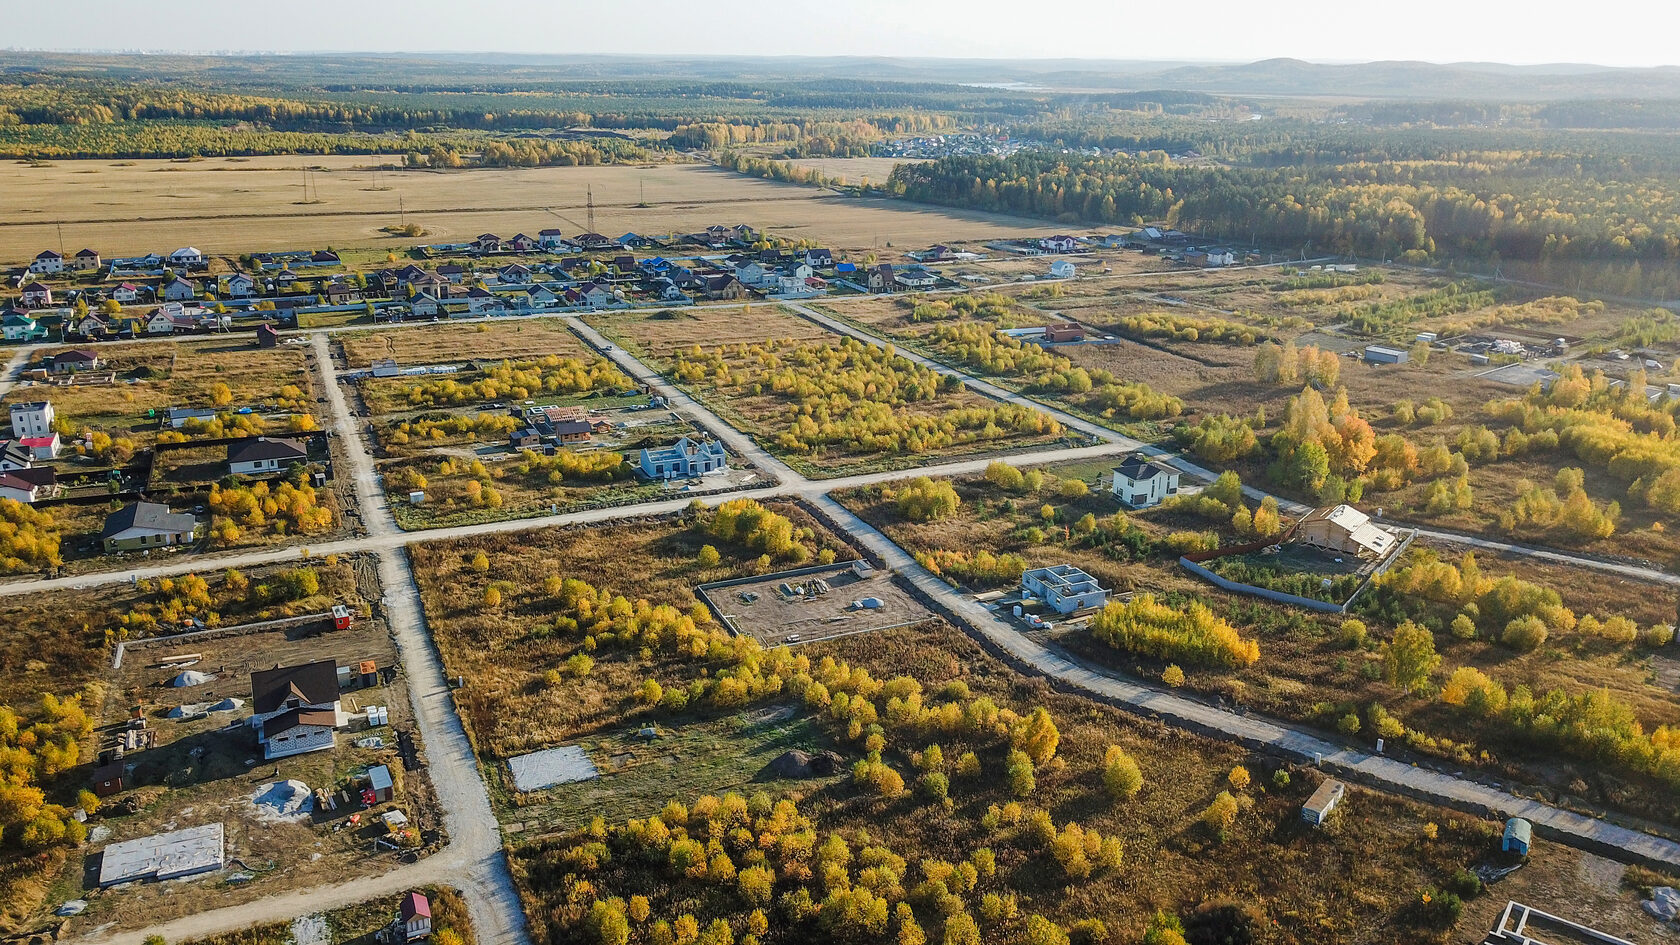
[249,780,314,821]
[170,670,213,688]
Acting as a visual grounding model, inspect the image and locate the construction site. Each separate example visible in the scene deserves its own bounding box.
[696,561,932,646]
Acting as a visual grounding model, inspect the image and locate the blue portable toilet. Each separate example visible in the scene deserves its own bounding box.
[1502,817,1532,855]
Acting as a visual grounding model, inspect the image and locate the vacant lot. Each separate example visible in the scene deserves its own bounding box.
[0,158,1063,264]
[586,303,830,362]
[339,319,587,368]
[705,564,931,645]
[595,304,1068,476]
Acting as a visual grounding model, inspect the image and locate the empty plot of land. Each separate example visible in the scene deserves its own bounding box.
[588,304,830,361]
[708,566,932,645]
[0,157,1062,264]
[339,319,587,368]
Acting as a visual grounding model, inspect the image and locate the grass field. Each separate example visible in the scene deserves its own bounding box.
[0,157,1062,265]
[339,320,587,368]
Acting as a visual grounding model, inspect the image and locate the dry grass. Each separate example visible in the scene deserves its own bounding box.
[412,505,852,761]
[0,158,1062,265]
[339,320,586,368]
[586,304,830,362]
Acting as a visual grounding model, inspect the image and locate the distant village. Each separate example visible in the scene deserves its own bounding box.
[3,225,1251,345]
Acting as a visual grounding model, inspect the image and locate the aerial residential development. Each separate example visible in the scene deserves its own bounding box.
[0,17,1678,945]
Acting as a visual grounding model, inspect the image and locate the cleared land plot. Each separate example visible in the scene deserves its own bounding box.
[0,158,1063,264]
[705,565,931,644]
[591,304,1069,477]
[339,319,586,369]
[586,304,830,362]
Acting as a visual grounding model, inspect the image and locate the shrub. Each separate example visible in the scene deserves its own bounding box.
[1161,665,1186,687]
[1227,766,1250,791]
[1088,595,1259,668]
[897,477,961,522]
[1201,791,1239,836]
[1103,746,1143,800]
[1501,615,1549,652]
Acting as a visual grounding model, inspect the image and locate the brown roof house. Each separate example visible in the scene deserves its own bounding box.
[249,660,342,760]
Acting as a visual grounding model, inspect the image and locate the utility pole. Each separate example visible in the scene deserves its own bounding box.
[56,221,64,258]
[586,186,596,234]
[399,195,405,227]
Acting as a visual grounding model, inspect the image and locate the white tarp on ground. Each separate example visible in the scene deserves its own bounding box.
[96,823,224,886]
[508,745,599,792]
[249,780,314,821]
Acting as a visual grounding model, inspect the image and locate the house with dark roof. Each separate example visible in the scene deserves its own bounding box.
[1111,453,1179,508]
[0,439,33,472]
[227,437,308,476]
[249,659,342,759]
[102,501,200,553]
[0,471,46,504]
[28,250,64,274]
[20,284,53,309]
[72,249,102,270]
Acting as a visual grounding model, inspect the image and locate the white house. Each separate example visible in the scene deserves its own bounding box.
[1,314,48,342]
[537,229,569,250]
[1039,235,1078,253]
[410,293,443,318]
[111,282,146,303]
[0,472,44,504]
[227,437,308,476]
[169,247,206,268]
[1111,453,1180,508]
[20,434,59,461]
[100,501,199,552]
[399,893,433,942]
[249,660,343,760]
[9,401,53,439]
[734,262,771,287]
[1049,259,1077,280]
[28,250,64,274]
[637,436,728,480]
[1021,564,1109,615]
[466,286,506,315]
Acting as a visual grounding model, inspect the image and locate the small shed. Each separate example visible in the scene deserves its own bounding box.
[367,764,395,804]
[254,324,280,348]
[333,605,354,631]
[1502,817,1532,855]
[400,891,432,941]
[1301,779,1345,826]
[1363,345,1409,365]
[91,760,125,797]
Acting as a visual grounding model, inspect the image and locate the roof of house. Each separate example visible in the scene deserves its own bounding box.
[1114,453,1176,482]
[75,248,99,257]
[8,466,55,487]
[19,435,56,449]
[0,472,39,494]
[228,437,307,466]
[402,892,432,921]
[1298,504,1395,555]
[0,441,33,467]
[261,706,338,738]
[10,401,49,412]
[551,420,593,436]
[250,659,340,714]
[101,501,196,540]
[170,247,203,257]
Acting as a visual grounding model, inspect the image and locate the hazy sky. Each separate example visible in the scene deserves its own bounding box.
[8,0,1677,68]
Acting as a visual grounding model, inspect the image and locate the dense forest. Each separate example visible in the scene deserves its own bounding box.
[887,150,1680,273]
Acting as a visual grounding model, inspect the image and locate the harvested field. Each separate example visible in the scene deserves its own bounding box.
[339,319,586,368]
[0,158,1062,265]
[586,303,829,361]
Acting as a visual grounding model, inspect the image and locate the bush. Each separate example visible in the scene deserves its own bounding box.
[1201,791,1239,836]
[1501,615,1549,652]
[1161,665,1186,687]
[1088,594,1259,668]
[1103,746,1143,800]
[897,477,961,522]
